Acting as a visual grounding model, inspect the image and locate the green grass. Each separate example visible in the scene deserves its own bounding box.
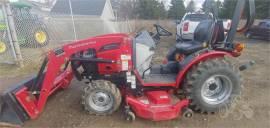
[0,63,40,78]
[0,42,59,78]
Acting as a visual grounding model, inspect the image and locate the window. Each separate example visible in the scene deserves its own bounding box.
[184,14,212,21]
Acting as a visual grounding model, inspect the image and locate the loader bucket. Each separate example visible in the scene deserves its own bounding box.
[0,77,38,125]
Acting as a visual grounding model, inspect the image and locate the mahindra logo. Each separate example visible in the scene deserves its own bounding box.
[68,41,96,49]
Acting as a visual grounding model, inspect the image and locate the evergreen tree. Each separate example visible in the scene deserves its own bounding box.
[135,0,167,19]
[219,0,269,19]
[186,0,196,12]
[157,2,167,19]
[202,0,222,12]
[202,0,223,17]
[168,0,186,19]
[118,1,137,19]
[255,0,270,19]
[202,0,213,12]
[219,0,237,19]
[216,0,222,9]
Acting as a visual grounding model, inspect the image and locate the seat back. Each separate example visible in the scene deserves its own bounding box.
[212,20,225,43]
[194,20,214,42]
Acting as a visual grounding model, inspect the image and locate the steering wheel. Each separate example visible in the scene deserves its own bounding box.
[153,24,172,37]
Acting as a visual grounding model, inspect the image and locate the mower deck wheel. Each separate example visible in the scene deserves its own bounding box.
[82,80,121,115]
[182,107,193,118]
[125,111,136,122]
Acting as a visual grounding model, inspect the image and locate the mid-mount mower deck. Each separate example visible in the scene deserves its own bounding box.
[0,0,255,126]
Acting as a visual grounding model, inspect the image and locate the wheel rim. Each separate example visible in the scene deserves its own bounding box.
[35,31,47,44]
[201,75,233,105]
[0,41,7,54]
[88,90,113,112]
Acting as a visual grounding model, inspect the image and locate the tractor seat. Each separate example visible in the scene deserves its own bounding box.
[175,41,205,55]
[175,20,214,55]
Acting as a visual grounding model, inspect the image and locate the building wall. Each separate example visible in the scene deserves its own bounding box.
[45,16,115,41]
[101,0,119,33]
[101,0,116,20]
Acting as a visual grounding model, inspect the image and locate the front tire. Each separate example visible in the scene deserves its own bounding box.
[82,80,122,115]
[184,58,241,113]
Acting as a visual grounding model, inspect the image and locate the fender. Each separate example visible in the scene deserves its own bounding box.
[175,51,233,88]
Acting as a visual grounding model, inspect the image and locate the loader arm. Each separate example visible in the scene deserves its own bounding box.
[0,34,130,125]
[226,0,255,43]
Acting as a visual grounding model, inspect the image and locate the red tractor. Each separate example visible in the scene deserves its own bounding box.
[0,0,255,125]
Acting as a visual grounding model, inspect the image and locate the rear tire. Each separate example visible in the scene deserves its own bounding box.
[82,80,122,115]
[184,58,241,113]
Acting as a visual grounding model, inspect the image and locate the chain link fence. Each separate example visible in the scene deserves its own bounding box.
[0,4,17,65]
[0,0,132,70]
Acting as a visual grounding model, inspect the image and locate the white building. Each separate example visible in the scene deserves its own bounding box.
[48,0,119,41]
